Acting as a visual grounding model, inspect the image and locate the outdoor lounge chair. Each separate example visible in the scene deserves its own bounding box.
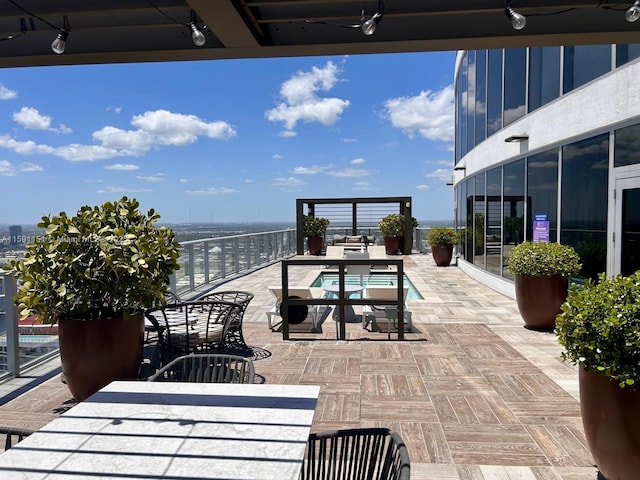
[148,353,255,384]
[0,427,34,450]
[300,427,410,480]
[362,286,412,338]
[266,286,325,331]
[196,291,254,356]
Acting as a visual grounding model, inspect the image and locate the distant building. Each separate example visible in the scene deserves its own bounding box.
[9,225,22,246]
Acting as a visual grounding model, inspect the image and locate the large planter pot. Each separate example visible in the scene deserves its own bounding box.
[579,368,640,479]
[59,313,145,401]
[431,244,454,266]
[384,236,401,255]
[514,274,568,330]
[307,236,324,255]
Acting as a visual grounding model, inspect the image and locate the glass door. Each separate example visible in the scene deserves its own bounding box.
[614,177,640,276]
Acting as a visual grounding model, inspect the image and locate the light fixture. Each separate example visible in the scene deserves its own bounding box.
[505,4,526,30]
[362,12,382,35]
[626,1,640,22]
[505,134,529,142]
[51,17,69,54]
[305,0,385,36]
[188,10,206,47]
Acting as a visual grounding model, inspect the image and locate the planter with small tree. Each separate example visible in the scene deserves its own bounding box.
[4,197,181,401]
[378,214,404,255]
[556,272,640,480]
[303,215,330,255]
[426,227,460,266]
[507,241,581,330]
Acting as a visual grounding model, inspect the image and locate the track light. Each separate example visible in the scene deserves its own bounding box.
[362,12,382,35]
[505,4,526,30]
[51,15,70,54]
[188,10,206,46]
[626,1,640,22]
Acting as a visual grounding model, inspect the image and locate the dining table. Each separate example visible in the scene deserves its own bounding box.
[0,381,320,479]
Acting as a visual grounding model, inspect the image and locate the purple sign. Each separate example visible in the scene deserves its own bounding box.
[533,220,549,242]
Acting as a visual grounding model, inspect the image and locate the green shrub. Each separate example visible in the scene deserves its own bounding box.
[303,215,330,237]
[507,241,581,277]
[556,272,640,388]
[4,196,181,324]
[426,226,459,246]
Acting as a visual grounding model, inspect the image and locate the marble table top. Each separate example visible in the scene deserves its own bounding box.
[0,381,320,479]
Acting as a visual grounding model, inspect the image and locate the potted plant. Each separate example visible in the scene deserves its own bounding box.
[4,196,181,401]
[507,241,581,330]
[303,215,330,255]
[378,214,404,255]
[555,272,640,480]
[426,226,460,266]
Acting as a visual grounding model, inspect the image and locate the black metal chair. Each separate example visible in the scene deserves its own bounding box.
[148,353,255,384]
[197,291,255,356]
[300,427,410,480]
[0,427,35,450]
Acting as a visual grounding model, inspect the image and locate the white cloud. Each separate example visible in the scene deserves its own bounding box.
[179,178,188,183]
[104,163,139,171]
[13,107,72,134]
[272,154,283,159]
[291,164,332,175]
[384,85,455,142]
[136,174,165,183]
[0,160,16,176]
[184,187,238,195]
[271,177,305,187]
[327,168,370,177]
[0,85,17,100]
[341,138,357,143]
[427,168,452,183]
[97,186,152,194]
[19,162,43,173]
[278,130,297,138]
[107,106,123,114]
[416,184,430,191]
[350,158,365,164]
[354,181,370,190]
[266,61,350,134]
[0,160,43,175]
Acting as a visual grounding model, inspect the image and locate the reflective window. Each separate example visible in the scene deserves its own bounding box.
[614,123,640,167]
[563,45,611,93]
[466,51,476,154]
[465,180,474,262]
[455,53,465,163]
[503,160,525,279]
[460,53,468,159]
[475,50,487,145]
[474,174,486,268]
[458,181,467,258]
[487,49,503,136]
[616,44,640,67]
[528,46,560,112]
[561,134,609,280]
[503,48,526,126]
[486,167,502,276]
[527,150,559,243]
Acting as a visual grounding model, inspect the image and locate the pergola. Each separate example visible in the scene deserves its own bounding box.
[0,1,639,69]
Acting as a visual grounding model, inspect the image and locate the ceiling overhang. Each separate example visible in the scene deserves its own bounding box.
[0,1,639,68]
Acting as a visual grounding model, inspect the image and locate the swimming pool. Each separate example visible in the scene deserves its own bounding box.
[310,272,423,300]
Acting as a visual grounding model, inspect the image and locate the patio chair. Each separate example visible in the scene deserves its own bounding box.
[300,427,410,480]
[325,246,344,259]
[197,291,254,356]
[266,286,325,331]
[0,427,35,450]
[368,245,392,270]
[148,353,255,384]
[362,286,412,338]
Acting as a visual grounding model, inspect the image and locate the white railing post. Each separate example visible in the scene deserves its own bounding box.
[4,273,20,377]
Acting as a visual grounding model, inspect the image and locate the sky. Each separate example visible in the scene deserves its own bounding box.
[0,51,457,225]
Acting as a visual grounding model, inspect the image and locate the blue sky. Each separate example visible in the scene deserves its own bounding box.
[0,51,456,224]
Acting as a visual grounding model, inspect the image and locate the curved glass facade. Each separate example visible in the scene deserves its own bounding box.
[454,44,640,283]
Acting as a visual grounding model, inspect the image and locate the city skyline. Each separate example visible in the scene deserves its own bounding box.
[0,52,456,224]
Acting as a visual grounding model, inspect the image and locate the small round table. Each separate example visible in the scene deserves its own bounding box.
[322,284,364,323]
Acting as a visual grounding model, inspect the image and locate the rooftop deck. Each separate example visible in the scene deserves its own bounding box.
[0,253,597,479]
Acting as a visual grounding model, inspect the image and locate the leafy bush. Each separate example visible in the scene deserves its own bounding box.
[303,215,330,237]
[426,226,459,246]
[4,197,181,324]
[507,241,581,277]
[556,272,640,388]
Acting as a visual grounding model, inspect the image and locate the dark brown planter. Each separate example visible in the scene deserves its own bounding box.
[514,274,568,330]
[59,313,144,401]
[579,368,640,479]
[431,244,454,266]
[384,236,401,255]
[307,236,324,255]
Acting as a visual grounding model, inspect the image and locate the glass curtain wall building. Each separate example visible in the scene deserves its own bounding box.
[453,45,640,297]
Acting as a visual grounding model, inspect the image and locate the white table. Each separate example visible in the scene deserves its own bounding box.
[0,381,320,479]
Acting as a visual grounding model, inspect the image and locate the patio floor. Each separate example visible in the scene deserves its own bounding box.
[0,253,598,479]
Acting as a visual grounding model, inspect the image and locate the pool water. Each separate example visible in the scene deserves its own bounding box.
[311,272,423,300]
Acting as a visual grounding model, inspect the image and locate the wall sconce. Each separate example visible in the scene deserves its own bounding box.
[505,134,529,143]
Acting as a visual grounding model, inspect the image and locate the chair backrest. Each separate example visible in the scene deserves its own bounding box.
[364,286,409,302]
[344,251,369,260]
[368,245,387,258]
[325,246,344,258]
[300,427,410,480]
[148,353,255,384]
[198,291,254,313]
[268,286,315,301]
[0,427,35,451]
